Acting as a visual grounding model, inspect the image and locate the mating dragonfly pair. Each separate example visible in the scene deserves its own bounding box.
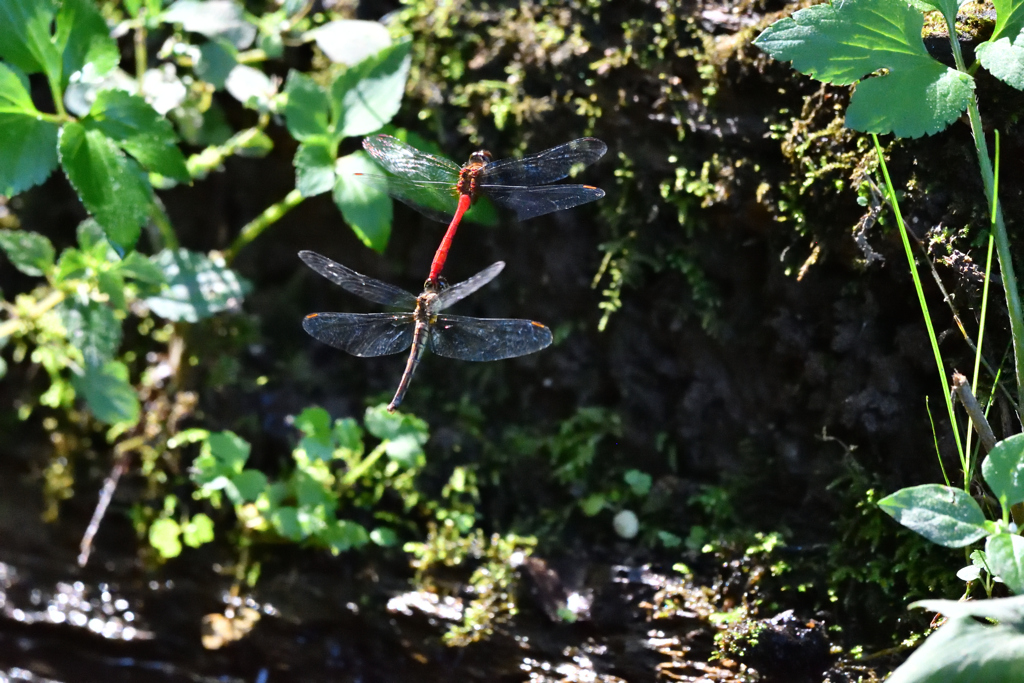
[301,135,607,411]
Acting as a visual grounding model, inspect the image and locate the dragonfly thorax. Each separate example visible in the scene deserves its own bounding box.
[414,291,441,323]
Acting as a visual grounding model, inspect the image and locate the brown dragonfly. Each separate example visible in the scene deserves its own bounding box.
[299,251,553,412]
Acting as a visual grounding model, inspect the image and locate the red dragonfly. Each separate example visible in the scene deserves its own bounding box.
[357,135,607,283]
[300,250,552,412]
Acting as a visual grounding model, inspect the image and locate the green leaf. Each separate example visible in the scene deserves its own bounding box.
[333,417,364,456]
[83,90,191,183]
[318,519,369,554]
[182,513,215,547]
[624,469,652,496]
[909,0,967,19]
[271,506,304,541]
[295,140,337,197]
[205,431,251,474]
[283,70,330,141]
[295,406,336,460]
[0,0,62,81]
[225,64,275,108]
[310,19,391,66]
[162,0,257,49]
[72,360,140,426]
[887,596,1024,683]
[194,39,237,89]
[0,63,60,195]
[58,122,152,250]
[331,39,411,138]
[149,517,182,558]
[145,248,250,322]
[370,526,398,546]
[55,0,119,86]
[0,230,55,276]
[293,470,336,508]
[333,151,392,252]
[59,299,121,366]
[364,403,429,444]
[97,270,127,310]
[976,0,1024,90]
[753,0,974,138]
[987,533,1024,595]
[384,433,423,468]
[878,484,989,547]
[230,469,268,504]
[982,434,1024,512]
[118,251,167,285]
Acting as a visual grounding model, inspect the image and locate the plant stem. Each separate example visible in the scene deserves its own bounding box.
[47,76,67,119]
[944,13,1024,412]
[150,201,179,250]
[341,443,387,487]
[134,12,148,83]
[872,134,965,472]
[224,189,305,265]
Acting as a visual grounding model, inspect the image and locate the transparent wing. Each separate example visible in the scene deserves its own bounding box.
[484,184,605,221]
[436,262,505,310]
[429,315,553,361]
[479,138,607,186]
[351,173,457,224]
[299,251,417,308]
[303,312,415,357]
[362,135,461,182]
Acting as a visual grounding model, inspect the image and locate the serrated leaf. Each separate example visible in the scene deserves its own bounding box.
[59,299,121,366]
[182,513,214,547]
[986,533,1024,595]
[295,140,336,197]
[0,63,60,195]
[55,0,119,86]
[162,0,257,49]
[976,0,1024,90]
[283,70,330,141]
[878,484,989,547]
[83,90,191,183]
[909,0,968,19]
[149,517,182,558]
[0,0,62,81]
[310,19,391,66]
[0,230,55,276]
[982,434,1024,512]
[333,151,392,252]
[145,248,250,322]
[331,39,411,138]
[72,360,140,426]
[887,596,1024,683]
[58,122,152,250]
[753,0,974,137]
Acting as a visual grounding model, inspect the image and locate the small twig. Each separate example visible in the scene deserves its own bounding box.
[77,436,145,566]
[952,372,997,454]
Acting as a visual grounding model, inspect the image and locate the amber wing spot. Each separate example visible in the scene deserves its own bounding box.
[306,313,319,319]
[531,321,546,328]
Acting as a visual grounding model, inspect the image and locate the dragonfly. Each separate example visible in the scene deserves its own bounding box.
[357,134,607,284]
[299,250,553,412]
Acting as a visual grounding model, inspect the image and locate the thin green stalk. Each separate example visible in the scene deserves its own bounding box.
[872,134,965,474]
[134,13,148,83]
[150,201,179,250]
[47,76,67,118]
[944,14,1024,411]
[341,443,387,487]
[224,188,305,264]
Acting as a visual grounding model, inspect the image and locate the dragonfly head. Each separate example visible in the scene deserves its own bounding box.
[468,150,492,165]
[423,276,449,293]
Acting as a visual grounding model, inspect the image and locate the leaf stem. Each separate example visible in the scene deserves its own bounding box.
[47,76,67,119]
[872,134,965,474]
[134,12,148,83]
[224,188,305,264]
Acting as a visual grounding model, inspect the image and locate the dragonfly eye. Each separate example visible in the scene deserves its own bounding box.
[469,150,492,164]
[423,277,448,292]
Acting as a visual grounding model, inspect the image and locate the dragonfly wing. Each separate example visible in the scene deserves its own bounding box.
[484,184,605,221]
[352,173,455,224]
[480,138,607,185]
[429,315,552,361]
[436,262,505,310]
[299,251,417,308]
[303,312,415,357]
[362,135,461,182]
